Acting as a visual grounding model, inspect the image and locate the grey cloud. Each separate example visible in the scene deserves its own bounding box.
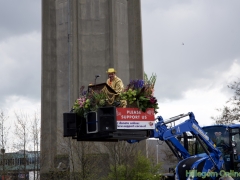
[142,0,240,101]
[0,65,41,107]
[0,34,41,106]
[0,0,41,41]
[0,0,41,106]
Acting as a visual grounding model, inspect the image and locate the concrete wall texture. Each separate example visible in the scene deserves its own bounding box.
[41,0,144,175]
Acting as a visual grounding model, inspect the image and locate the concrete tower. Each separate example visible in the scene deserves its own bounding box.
[41,0,144,177]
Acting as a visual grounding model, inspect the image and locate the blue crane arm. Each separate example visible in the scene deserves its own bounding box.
[152,115,190,159]
[152,112,223,171]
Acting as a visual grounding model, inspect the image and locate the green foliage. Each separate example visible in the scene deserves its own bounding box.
[130,152,162,180]
[73,88,107,117]
[103,152,162,180]
[104,165,128,180]
[119,73,159,113]
[144,72,157,89]
[119,88,137,104]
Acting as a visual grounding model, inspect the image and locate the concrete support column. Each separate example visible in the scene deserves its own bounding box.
[41,0,144,177]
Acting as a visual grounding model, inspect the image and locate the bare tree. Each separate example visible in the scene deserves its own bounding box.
[29,111,40,180]
[0,110,10,179]
[103,141,139,180]
[212,79,240,124]
[59,134,106,180]
[14,111,30,180]
[72,141,105,180]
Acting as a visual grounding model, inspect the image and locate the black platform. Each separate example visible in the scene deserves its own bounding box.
[63,110,151,142]
[75,129,151,142]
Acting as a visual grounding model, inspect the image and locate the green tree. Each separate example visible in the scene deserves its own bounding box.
[104,151,162,180]
[130,152,162,180]
[102,141,139,180]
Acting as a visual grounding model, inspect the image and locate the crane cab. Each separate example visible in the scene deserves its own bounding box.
[195,125,240,174]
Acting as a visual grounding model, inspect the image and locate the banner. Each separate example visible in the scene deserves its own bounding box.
[116,108,155,129]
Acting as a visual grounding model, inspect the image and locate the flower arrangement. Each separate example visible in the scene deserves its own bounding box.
[72,73,159,117]
[73,87,107,117]
[119,73,159,113]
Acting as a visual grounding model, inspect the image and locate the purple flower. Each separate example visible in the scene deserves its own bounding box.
[150,96,157,104]
[82,90,87,96]
[129,79,144,89]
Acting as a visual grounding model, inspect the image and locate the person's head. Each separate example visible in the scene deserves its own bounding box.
[106,68,116,81]
[215,132,222,137]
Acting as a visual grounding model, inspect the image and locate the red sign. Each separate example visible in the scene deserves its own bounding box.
[116,108,155,129]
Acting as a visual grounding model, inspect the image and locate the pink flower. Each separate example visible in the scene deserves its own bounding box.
[77,97,86,107]
[151,88,154,96]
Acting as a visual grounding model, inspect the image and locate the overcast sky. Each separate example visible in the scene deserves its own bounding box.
[0,0,240,127]
[0,1,41,115]
[141,0,240,125]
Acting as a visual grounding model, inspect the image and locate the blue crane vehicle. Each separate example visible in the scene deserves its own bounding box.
[146,112,240,179]
[148,112,224,179]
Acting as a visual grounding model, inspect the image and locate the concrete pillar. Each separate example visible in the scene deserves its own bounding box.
[41,0,144,176]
